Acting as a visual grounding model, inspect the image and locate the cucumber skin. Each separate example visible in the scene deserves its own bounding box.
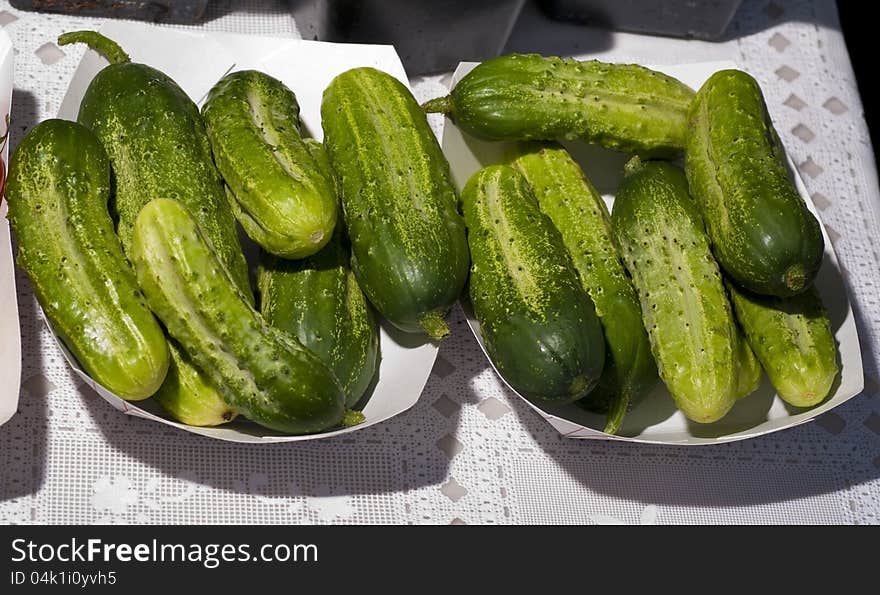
[259,233,380,408]
[685,69,824,297]
[202,70,338,259]
[612,160,738,423]
[509,142,657,429]
[321,67,469,339]
[131,198,346,434]
[428,54,695,158]
[76,61,251,298]
[727,281,839,407]
[461,165,605,403]
[5,119,169,400]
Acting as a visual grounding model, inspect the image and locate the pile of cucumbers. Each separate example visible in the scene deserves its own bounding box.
[4,30,840,437]
[427,54,839,432]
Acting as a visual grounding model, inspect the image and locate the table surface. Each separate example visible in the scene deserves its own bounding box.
[1,0,879,525]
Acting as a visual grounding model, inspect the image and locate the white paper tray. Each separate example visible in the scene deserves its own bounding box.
[0,28,19,428]
[42,21,439,443]
[441,59,864,445]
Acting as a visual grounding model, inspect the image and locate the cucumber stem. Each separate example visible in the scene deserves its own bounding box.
[623,155,644,176]
[421,96,454,114]
[341,409,366,428]
[419,310,450,341]
[783,264,808,294]
[58,31,131,65]
[603,390,630,435]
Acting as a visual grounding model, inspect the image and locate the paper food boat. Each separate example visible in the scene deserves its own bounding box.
[441,60,864,445]
[38,21,440,443]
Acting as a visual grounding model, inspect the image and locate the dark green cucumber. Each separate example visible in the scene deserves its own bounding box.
[612,159,738,423]
[258,232,380,407]
[5,119,169,400]
[685,69,824,297]
[461,165,605,403]
[132,198,346,434]
[58,31,252,425]
[423,54,695,158]
[321,67,469,340]
[727,281,839,407]
[57,31,251,295]
[508,142,656,434]
[202,70,338,258]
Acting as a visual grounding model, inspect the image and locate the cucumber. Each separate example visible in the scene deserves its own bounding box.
[202,70,338,258]
[58,31,252,425]
[726,281,839,407]
[508,142,656,434]
[461,165,605,403]
[321,67,469,340]
[734,324,761,400]
[131,198,346,434]
[423,54,695,158]
[612,158,738,423]
[259,231,380,407]
[5,119,169,400]
[685,69,824,297]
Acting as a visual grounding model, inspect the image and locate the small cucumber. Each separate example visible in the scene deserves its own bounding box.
[461,164,605,403]
[612,158,738,423]
[424,54,695,157]
[202,70,338,258]
[5,119,169,400]
[685,69,824,297]
[131,198,346,434]
[508,142,657,434]
[259,231,380,407]
[321,67,469,340]
[726,281,839,407]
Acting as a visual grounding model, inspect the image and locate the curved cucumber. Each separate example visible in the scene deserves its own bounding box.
[321,67,469,340]
[154,342,238,426]
[202,70,338,258]
[612,159,738,423]
[727,281,839,407]
[508,142,657,434]
[259,232,380,407]
[685,69,824,297]
[5,119,169,400]
[424,54,695,157]
[131,198,346,434]
[59,31,251,424]
[461,165,605,403]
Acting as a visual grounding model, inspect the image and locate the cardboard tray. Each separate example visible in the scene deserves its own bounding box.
[43,21,439,443]
[441,59,864,445]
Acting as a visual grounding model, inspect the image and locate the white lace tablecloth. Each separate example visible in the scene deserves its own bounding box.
[1,0,878,525]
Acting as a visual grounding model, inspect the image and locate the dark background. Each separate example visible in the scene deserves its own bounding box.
[837,4,876,164]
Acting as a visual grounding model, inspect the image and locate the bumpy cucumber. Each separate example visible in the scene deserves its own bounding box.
[202,70,337,258]
[612,159,738,423]
[259,232,380,407]
[727,281,839,407]
[508,142,656,433]
[5,119,168,400]
[131,198,346,434]
[57,31,251,295]
[685,69,824,297]
[321,67,469,340]
[461,165,605,403]
[423,54,695,158]
[734,324,761,400]
[59,31,252,425]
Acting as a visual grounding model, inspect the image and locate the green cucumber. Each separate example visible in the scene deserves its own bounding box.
[58,31,252,425]
[202,70,338,258]
[131,198,346,434]
[423,54,695,158]
[734,324,761,400]
[612,159,738,423]
[685,69,824,297]
[461,165,605,403]
[321,67,469,340]
[508,142,657,434]
[259,231,380,407]
[5,119,169,400]
[726,281,839,407]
